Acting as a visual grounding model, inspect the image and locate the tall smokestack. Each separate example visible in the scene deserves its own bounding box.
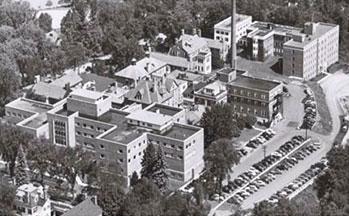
[231,0,237,70]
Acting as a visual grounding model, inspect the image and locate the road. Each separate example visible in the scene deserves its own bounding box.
[211,71,349,215]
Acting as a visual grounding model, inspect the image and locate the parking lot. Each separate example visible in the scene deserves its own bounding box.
[211,79,340,215]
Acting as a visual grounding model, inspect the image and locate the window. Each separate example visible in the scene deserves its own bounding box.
[100,154,105,159]
[128,159,131,163]
[100,145,105,149]
[118,149,123,154]
[54,120,67,145]
[119,159,123,163]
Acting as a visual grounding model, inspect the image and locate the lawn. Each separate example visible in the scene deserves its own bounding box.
[232,128,261,148]
[307,81,333,135]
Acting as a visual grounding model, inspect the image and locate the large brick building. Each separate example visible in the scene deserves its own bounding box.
[217,68,283,121]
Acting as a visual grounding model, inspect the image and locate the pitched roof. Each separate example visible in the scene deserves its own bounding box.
[80,73,115,92]
[150,52,189,69]
[114,57,167,81]
[50,72,83,87]
[114,64,149,81]
[32,82,66,99]
[125,79,174,105]
[179,34,208,54]
[62,199,102,216]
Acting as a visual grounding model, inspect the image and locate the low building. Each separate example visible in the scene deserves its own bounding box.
[4,98,61,138]
[124,77,185,108]
[215,68,283,122]
[194,80,227,107]
[15,183,51,216]
[46,89,204,186]
[114,55,170,87]
[169,31,212,75]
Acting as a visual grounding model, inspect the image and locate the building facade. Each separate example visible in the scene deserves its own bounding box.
[215,68,283,121]
[169,32,212,75]
[46,89,204,186]
[283,22,339,80]
[15,183,51,216]
[214,14,252,46]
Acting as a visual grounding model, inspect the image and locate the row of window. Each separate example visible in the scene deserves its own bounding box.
[6,111,29,119]
[149,139,187,151]
[76,131,94,138]
[233,105,268,117]
[230,97,268,107]
[230,89,267,99]
[75,122,108,133]
[164,152,183,160]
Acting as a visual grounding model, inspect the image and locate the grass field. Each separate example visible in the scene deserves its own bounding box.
[307,81,333,135]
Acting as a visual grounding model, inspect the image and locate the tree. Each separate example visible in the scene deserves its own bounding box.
[141,143,157,178]
[200,103,240,147]
[0,124,31,178]
[14,144,30,186]
[27,137,54,188]
[121,178,163,216]
[0,0,36,29]
[204,139,240,195]
[130,171,139,187]
[62,41,87,70]
[152,146,168,193]
[314,145,349,214]
[141,143,168,193]
[38,13,52,32]
[97,161,125,216]
[0,53,20,114]
[0,183,16,216]
[56,146,96,196]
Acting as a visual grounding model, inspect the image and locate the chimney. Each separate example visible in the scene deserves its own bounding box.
[131,58,137,65]
[181,29,185,35]
[193,28,197,35]
[231,0,237,70]
[145,51,150,58]
[198,29,202,37]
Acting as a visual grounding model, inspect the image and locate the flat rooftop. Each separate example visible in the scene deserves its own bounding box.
[6,98,52,114]
[168,70,203,82]
[70,89,107,101]
[23,113,48,129]
[161,124,200,141]
[215,14,252,30]
[250,21,303,35]
[102,126,144,144]
[147,104,183,116]
[284,22,337,48]
[230,75,281,92]
[126,110,172,126]
[99,110,145,144]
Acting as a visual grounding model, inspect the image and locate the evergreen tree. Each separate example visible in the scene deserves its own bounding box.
[141,143,157,179]
[130,171,139,187]
[152,146,168,193]
[15,144,29,186]
[141,144,168,193]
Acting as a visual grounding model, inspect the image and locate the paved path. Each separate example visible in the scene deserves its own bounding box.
[211,71,349,215]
